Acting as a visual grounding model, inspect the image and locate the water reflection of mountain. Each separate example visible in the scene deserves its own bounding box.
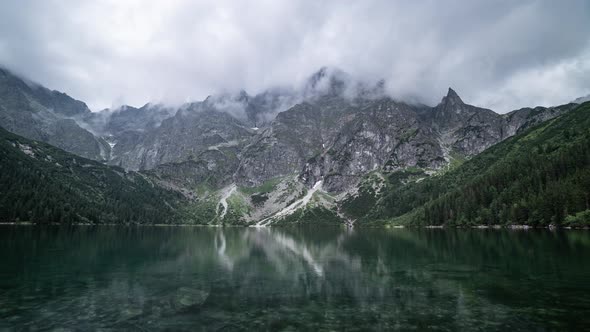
[1,226,589,330]
[215,227,359,276]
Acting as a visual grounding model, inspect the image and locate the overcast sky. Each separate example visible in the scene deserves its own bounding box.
[0,0,589,113]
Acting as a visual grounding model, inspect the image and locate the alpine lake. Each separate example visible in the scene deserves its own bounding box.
[1,225,589,331]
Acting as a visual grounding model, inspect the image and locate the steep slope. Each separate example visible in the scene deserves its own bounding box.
[235,71,436,192]
[0,67,109,161]
[430,88,505,156]
[0,127,183,224]
[82,103,177,135]
[298,98,445,192]
[347,102,590,227]
[108,105,254,170]
[86,89,300,171]
[97,67,381,172]
[235,97,353,188]
[503,105,572,137]
[147,144,242,194]
[238,84,572,194]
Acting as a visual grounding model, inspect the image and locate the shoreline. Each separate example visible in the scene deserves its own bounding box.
[0,222,588,230]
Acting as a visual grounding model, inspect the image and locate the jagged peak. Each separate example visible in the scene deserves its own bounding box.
[447,87,463,102]
[440,87,464,106]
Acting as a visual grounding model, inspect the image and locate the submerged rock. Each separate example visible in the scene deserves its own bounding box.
[171,287,209,310]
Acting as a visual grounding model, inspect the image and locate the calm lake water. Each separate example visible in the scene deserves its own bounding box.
[1,226,589,331]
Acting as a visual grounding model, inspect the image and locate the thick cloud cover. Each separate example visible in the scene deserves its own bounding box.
[0,0,589,112]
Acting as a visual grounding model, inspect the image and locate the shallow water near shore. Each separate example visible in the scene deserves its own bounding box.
[1,225,589,330]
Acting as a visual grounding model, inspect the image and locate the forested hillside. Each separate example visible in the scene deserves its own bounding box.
[350,102,590,227]
[0,127,183,224]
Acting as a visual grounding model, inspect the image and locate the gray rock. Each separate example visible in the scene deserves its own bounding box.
[171,287,209,309]
[108,106,253,170]
[0,67,109,161]
[236,85,572,193]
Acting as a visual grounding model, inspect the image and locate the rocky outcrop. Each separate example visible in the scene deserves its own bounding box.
[430,88,505,156]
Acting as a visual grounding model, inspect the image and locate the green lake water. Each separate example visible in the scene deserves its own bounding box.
[1,225,589,331]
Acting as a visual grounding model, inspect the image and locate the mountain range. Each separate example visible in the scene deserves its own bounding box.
[0,66,588,226]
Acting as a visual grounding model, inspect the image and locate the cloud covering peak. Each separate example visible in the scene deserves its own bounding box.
[0,0,589,113]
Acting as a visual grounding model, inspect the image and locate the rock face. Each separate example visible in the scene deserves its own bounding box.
[503,105,572,137]
[430,88,505,156]
[0,67,109,161]
[301,100,445,192]
[108,105,254,170]
[0,66,573,198]
[76,87,301,172]
[82,103,177,135]
[147,143,242,193]
[238,84,573,193]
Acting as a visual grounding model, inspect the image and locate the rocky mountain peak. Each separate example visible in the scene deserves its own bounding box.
[432,87,468,124]
[441,87,464,106]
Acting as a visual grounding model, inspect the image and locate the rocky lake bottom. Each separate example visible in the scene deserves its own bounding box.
[1,225,589,330]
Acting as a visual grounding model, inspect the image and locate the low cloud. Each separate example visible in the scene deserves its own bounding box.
[0,0,588,113]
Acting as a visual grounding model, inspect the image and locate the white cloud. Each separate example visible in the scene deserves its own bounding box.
[473,52,590,111]
[0,0,588,112]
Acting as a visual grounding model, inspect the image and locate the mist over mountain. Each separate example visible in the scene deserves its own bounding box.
[572,95,590,104]
[1,1,589,113]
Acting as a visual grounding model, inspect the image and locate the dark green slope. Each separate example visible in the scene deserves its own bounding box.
[0,126,183,224]
[351,102,590,227]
